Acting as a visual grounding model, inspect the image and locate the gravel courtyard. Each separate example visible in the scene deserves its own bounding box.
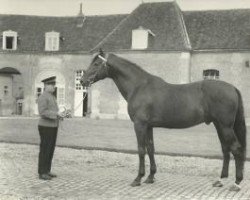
[1,118,250,199]
[1,143,250,200]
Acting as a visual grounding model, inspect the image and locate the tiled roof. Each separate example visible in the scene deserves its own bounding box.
[184,9,250,50]
[1,3,250,53]
[0,14,127,53]
[93,2,191,51]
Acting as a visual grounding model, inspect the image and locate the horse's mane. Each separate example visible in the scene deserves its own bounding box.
[109,54,150,75]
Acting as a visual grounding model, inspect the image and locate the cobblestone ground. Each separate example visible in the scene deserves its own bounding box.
[1,143,250,200]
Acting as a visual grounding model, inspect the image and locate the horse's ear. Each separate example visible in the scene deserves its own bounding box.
[99,48,105,56]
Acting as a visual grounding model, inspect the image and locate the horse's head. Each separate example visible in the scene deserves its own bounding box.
[80,49,109,87]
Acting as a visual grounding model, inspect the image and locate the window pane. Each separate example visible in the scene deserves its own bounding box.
[6,37,14,49]
[57,88,65,105]
[203,69,219,80]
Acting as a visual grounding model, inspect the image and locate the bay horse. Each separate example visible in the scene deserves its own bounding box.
[80,50,246,191]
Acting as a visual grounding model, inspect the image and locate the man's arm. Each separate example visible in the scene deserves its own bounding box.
[38,95,58,119]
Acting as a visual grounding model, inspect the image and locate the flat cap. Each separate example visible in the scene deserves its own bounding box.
[41,76,56,85]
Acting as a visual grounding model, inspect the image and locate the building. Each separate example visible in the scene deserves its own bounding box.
[184,9,250,116]
[0,1,250,118]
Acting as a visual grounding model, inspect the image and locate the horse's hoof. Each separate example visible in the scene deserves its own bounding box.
[229,183,241,192]
[130,181,141,187]
[144,178,155,184]
[212,180,223,187]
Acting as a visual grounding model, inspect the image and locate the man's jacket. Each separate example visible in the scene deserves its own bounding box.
[38,91,59,127]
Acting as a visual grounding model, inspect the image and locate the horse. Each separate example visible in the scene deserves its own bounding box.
[80,49,247,191]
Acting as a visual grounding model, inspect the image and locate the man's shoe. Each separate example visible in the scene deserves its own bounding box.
[48,173,57,178]
[39,174,52,180]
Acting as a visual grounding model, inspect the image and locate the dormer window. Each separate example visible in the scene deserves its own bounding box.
[45,31,60,51]
[131,26,155,49]
[2,30,18,50]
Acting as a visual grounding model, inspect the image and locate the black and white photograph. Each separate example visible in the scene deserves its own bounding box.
[0,0,250,199]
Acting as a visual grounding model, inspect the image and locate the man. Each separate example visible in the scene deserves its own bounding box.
[37,76,64,180]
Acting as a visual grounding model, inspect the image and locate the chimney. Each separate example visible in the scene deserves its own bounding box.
[79,2,83,15]
[77,3,86,28]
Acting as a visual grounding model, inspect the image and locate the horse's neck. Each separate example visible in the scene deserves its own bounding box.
[108,55,148,100]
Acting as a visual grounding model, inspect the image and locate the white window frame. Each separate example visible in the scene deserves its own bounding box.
[57,87,65,105]
[131,26,155,50]
[75,70,87,91]
[45,31,60,51]
[2,30,18,50]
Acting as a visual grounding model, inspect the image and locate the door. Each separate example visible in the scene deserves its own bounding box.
[74,70,88,117]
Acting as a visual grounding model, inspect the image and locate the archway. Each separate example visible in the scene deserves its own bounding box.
[0,67,23,116]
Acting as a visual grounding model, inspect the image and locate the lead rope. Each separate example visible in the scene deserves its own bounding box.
[58,91,88,133]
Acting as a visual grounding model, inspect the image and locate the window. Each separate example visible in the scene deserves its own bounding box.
[16,87,24,99]
[75,70,87,91]
[4,86,9,96]
[36,87,42,97]
[45,31,60,51]
[35,87,43,103]
[203,69,219,80]
[57,87,65,105]
[131,26,155,49]
[2,30,18,50]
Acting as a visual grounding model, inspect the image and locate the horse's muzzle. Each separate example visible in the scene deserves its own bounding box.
[80,79,92,88]
[80,79,87,87]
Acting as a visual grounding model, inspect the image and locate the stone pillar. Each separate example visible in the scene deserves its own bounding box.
[90,89,100,119]
[180,52,191,84]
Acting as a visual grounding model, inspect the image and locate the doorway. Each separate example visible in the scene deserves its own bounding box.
[74,70,89,117]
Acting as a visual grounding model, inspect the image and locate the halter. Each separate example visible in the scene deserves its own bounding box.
[97,54,109,76]
[98,55,108,67]
[82,54,109,88]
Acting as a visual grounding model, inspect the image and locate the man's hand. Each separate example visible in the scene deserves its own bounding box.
[57,111,65,120]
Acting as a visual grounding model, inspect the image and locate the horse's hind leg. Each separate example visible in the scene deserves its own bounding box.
[215,125,244,191]
[144,127,156,184]
[230,141,245,191]
[131,121,147,187]
[213,122,230,187]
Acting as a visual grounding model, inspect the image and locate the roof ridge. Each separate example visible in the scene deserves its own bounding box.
[173,1,191,49]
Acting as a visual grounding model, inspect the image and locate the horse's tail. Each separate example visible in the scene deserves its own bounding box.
[234,88,247,158]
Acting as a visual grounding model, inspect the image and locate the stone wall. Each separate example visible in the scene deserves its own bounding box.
[0,51,191,118]
[0,53,92,116]
[191,51,250,117]
[3,51,250,119]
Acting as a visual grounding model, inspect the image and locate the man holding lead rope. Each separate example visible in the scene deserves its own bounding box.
[37,76,65,180]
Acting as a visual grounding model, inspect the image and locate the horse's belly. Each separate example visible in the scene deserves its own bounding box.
[150,108,205,128]
[151,119,203,129]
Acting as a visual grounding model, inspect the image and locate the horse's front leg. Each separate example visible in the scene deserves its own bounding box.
[131,121,147,187]
[144,127,157,184]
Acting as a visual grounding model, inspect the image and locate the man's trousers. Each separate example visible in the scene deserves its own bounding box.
[38,125,58,175]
